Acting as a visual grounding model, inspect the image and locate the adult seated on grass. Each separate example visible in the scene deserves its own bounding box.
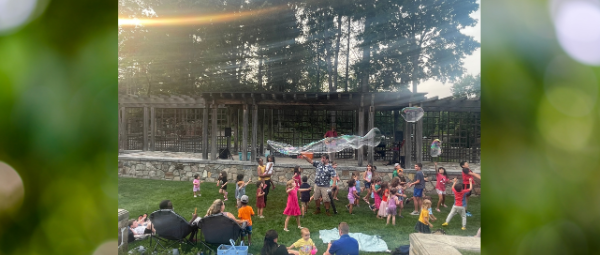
[324,222,358,255]
[261,229,295,255]
[129,219,152,237]
[204,199,248,226]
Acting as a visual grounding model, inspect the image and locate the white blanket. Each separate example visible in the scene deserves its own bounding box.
[318,228,390,253]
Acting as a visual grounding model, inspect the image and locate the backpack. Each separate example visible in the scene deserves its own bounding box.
[391,245,410,255]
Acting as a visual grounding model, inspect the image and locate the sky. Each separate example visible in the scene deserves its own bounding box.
[418,0,481,98]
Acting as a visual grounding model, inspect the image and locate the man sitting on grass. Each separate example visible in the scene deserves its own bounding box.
[324,222,359,255]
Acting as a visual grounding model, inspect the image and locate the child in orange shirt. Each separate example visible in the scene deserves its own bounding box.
[237,195,255,245]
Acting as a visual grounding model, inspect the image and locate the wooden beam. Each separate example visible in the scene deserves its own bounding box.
[234,108,239,154]
[202,107,209,160]
[150,107,155,151]
[143,107,149,151]
[211,102,218,160]
[121,107,127,150]
[260,109,265,156]
[242,104,249,161]
[251,104,258,162]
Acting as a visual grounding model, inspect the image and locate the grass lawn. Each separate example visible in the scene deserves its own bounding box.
[119,177,480,255]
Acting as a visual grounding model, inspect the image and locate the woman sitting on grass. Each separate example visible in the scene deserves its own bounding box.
[205,199,247,226]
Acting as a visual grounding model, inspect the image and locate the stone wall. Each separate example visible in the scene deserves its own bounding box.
[118,158,480,195]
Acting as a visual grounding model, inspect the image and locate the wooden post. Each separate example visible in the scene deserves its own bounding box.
[269,109,273,146]
[143,107,149,151]
[415,104,423,164]
[358,95,365,166]
[151,107,156,151]
[120,107,126,151]
[367,94,375,164]
[226,108,231,152]
[405,112,412,169]
[242,104,249,161]
[393,109,399,163]
[355,109,359,160]
[211,102,218,160]
[234,108,239,154]
[251,104,258,162]
[210,101,219,160]
[260,109,265,155]
[202,107,209,160]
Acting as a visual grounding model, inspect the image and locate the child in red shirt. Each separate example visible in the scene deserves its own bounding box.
[442,178,473,230]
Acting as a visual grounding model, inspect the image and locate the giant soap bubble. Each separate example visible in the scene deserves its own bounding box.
[430,139,442,157]
[268,128,383,156]
[401,107,424,122]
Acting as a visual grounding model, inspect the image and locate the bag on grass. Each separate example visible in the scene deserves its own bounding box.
[391,245,410,255]
[217,239,248,255]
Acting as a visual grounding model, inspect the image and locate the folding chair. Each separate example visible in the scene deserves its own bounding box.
[148,209,195,251]
[197,213,244,254]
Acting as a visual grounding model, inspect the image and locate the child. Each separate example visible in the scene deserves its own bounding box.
[330,162,340,201]
[392,178,407,218]
[370,177,382,213]
[434,162,449,212]
[193,174,203,197]
[256,181,266,218]
[235,174,252,208]
[237,195,255,245]
[352,172,361,207]
[217,171,229,201]
[442,178,473,230]
[415,199,434,233]
[283,179,302,231]
[266,155,276,190]
[345,179,359,215]
[299,176,312,217]
[386,188,400,225]
[377,182,389,219]
[293,166,302,188]
[288,228,317,255]
[362,164,374,203]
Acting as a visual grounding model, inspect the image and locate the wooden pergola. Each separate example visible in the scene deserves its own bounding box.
[118,92,480,167]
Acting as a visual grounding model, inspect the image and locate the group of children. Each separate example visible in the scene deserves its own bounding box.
[189,158,479,240]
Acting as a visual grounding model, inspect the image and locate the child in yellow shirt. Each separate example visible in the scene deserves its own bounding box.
[287,228,316,255]
[415,199,434,233]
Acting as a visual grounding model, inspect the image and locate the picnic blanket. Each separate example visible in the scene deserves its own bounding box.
[318,228,390,253]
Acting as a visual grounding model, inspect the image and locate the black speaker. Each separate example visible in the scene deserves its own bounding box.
[219,148,230,159]
[224,128,231,137]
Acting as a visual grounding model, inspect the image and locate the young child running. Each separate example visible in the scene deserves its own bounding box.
[362,164,374,203]
[217,171,229,201]
[299,176,312,217]
[345,179,359,215]
[283,179,302,231]
[256,181,266,218]
[386,188,400,225]
[352,172,361,207]
[415,199,434,233]
[371,177,382,214]
[442,178,473,230]
[390,177,407,218]
[235,174,252,208]
[287,228,317,255]
[237,195,255,245]
[434,162,449,212]
[193,174,203,197]
[377,182,389,219]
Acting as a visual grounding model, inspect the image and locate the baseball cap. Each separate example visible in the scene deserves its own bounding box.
[241,195,249,203]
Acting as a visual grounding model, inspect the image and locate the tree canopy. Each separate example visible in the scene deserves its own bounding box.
[118,0,479,95]
[451,73,481,99]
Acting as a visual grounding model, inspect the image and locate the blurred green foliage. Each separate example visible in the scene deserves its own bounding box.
[0,0,116,254]
[482,0,600,254]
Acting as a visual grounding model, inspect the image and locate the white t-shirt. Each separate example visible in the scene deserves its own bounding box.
[132,226,147,235]
[265,162,274,174]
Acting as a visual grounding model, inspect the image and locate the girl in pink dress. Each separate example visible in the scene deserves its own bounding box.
[283,179,302,231]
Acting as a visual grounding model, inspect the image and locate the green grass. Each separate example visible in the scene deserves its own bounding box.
[119,178,480,254]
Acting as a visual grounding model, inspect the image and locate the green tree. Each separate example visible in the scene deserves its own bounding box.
[451,73,481,99]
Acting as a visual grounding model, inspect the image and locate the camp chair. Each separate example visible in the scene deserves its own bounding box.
[197,213,244,253]
[148,209,195,251]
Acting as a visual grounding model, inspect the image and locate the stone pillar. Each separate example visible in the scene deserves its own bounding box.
[118,209,130,253]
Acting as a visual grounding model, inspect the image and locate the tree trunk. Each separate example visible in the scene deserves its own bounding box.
[361,16,372,93]
[333,14,342,92]
[345,16,351,92]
